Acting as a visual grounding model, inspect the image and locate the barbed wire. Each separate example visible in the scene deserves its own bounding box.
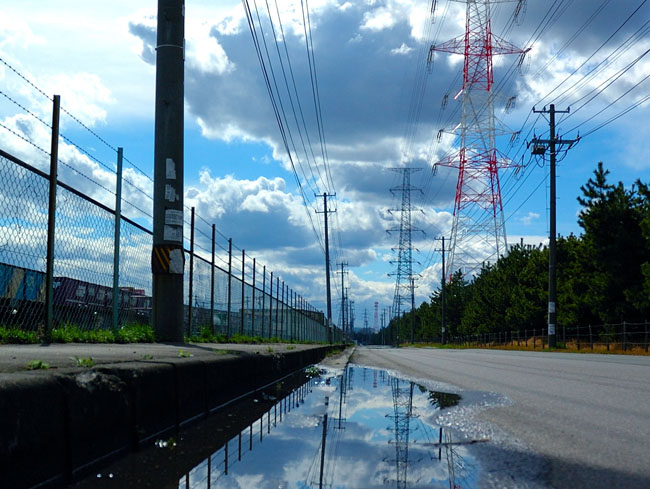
[0,121,50,156]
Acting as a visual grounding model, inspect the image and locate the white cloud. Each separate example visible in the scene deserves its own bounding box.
[390,42,413,55]
[520,211,540,226]
[361,8,396,31]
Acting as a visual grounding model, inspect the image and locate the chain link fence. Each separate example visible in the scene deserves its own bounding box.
[0,148,342,342]
[446,321,650,353]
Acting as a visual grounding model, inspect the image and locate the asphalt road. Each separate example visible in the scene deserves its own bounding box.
[352,347,650,489]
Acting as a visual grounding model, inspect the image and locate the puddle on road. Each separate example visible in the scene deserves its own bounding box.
[72,366,481,489]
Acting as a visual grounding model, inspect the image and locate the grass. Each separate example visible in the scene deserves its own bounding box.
[0,327,38,344]
[186,328,327,345]
[1,323,338,346]
[410,338,650,355]
[0,323,155,344]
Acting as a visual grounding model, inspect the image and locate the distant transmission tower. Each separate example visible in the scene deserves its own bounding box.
[373,301,379,331]
[389,378,416,488]
[388,168,423,327]
[429,0,528,277]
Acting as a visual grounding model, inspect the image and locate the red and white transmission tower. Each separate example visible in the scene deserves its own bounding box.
[429,0,527,277]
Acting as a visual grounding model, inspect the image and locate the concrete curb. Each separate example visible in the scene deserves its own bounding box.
[0,345,337,489]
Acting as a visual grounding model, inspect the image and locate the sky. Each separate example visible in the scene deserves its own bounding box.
[1,0,649,329]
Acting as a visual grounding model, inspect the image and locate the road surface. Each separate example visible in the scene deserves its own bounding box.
[352,347,650,489]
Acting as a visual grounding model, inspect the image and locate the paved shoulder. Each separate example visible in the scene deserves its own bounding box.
[353,347,650,489]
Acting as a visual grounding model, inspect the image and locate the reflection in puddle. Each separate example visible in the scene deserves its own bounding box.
[180,366,477,488]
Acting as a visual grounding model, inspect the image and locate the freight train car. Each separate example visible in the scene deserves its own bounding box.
[0,262,46,326]
[0,261,152,329]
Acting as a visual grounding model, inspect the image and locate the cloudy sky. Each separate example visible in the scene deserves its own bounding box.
[1,0,649,328]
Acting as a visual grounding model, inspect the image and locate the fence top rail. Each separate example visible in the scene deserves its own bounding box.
[0,147,152,236]
[1,147,327,322]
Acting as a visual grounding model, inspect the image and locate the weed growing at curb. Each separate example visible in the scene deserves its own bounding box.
[73,356,95,368]
[27,360,49,370]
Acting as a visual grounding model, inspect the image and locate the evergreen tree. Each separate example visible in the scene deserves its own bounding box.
[577,163,649,322]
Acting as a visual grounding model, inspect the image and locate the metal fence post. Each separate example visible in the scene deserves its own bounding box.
[240,249,245,336]
[280,281,285,340]
[188,206,195,337]
[288,290,292,341]
[269,272,273,339]
[623,321,627,352]
[261,265,266,338]
[112,147,123,333]
[210,224,215,333]
[293,289,296,340]
[252,258,256,336]
[645,320,648,353]
[227,238,232,339]
[275,276,279,338]
[589,324,593,350]
[44,94,61,340]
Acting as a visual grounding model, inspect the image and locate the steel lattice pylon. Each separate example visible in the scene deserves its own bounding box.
[430,0,526,277]
[387,168,422,327]
[389,378,416,489]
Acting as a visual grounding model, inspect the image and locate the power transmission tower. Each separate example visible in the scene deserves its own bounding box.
[389,378,416,488]
[529,104,578,348]
[429,0,528,278]
[381,308,386,345]
[349,299,355,335]
[374,301,379,333]
[387,168,423,342]
[315,192,336,343]
[363,308,369,344]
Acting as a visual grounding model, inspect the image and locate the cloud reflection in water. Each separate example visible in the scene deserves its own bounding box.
[181,366,478,489]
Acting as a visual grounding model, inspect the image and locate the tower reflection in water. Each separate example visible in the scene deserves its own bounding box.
[179,366,477,489]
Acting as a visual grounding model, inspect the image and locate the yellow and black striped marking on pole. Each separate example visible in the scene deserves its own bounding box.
[152,245,175,274]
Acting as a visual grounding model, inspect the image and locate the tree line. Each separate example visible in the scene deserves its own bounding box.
[371,163,650,345]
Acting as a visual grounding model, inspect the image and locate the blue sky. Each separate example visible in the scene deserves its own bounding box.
[1,0,649,329]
